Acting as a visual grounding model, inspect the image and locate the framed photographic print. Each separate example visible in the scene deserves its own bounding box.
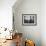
[22,14,37,26]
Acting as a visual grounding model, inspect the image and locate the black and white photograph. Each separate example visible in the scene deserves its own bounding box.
[22,14,37,26]
[24,16,34,23]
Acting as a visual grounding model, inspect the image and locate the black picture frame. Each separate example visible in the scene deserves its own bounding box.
[22,14,37,26]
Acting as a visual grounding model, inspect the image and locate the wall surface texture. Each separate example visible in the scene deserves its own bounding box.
[13,0,41,46]
[0,0,46,46]
[13,0,46,46]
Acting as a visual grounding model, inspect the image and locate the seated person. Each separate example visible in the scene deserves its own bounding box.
[15,33,22,46]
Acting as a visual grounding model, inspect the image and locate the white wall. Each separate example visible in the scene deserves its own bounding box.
[0,0,16,29]
[41,0,46,46]
[13,0,41,46]
[0,0,46,46]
